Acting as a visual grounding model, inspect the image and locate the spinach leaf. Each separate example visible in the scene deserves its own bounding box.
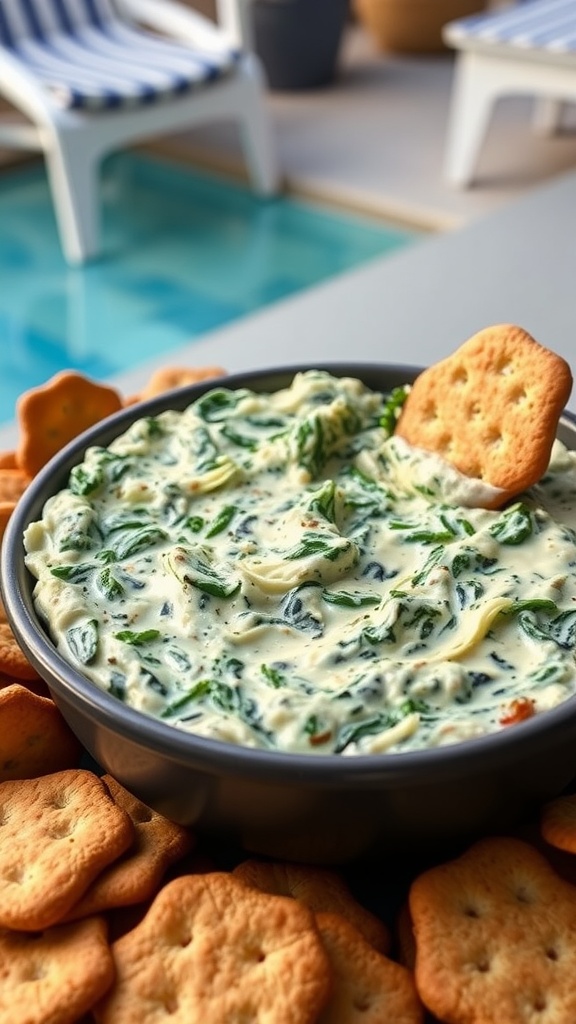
[194,388,249,422]
[108,671,126,701]
[379,385,410,436]
[98,568,124,600]
[281,583,324,637]
[517,608,576,650]
[307,480,336,524]
[322,590,380,608]
[287,533,351,563]
[260,664,285,688]
[114,629,161,645]
[489,502,534,545]
[69,464,103,497]
[50,563,94,584]
[66,620,99,664]
[220,424,257,450]
[112,526,168,560]
[206,505,237,538]
[167,546,240,599]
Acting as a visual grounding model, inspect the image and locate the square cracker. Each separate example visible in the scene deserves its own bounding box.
[315,912,423,1024]
[409,836,576,1024]
[396,325,573,504]
[63,775,194,920]
[94,871,331,1023]
[0,916,113,1024]
[0,769,134,930]
[0,683,81,781]
[233,858,390,954]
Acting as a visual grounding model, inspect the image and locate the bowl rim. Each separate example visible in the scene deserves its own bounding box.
[3,360,576,786]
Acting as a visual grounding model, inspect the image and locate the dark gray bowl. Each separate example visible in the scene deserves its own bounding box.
[3,363,576,864]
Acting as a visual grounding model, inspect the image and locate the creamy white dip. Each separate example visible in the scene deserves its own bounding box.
[24,371,576,755]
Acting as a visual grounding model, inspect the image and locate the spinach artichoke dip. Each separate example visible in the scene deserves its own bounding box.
[24,371,576,756]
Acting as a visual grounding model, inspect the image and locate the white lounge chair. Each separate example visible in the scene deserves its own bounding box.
[0,0,279,264]
[442,0,576,185]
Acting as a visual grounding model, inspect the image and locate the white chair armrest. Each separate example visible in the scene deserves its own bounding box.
[215,0,255,51]
[114,0,243,53]
[0,48,61,124]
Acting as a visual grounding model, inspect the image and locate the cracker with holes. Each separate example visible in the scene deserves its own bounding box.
[396,325,573,507]
[315,911,423,1024]
[63,775,194,921]
[409,835,576,1024]
[94,871,331,1024]
[16,370,123,478]
[0,916,114,1024]
[233,858,390,954]
[0,683,81,781]
[0,768,134,930]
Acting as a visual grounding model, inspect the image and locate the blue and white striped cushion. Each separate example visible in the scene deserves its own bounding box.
[446,0,576,56]
[0,0,240,110]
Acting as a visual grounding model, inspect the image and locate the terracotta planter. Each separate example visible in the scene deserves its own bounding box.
[354,0,487,53]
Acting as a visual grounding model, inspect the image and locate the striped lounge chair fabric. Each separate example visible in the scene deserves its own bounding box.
[442,0,576,185]
[0,0,278,263]
[0,0,240,109]
[445,0,576,59]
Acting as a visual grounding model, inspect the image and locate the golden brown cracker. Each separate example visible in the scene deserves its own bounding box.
[541,792,576,855]
[0,621,41,681]
[316,911,423,1024]
[0,670,50,698]
[396,901,417,970]
[396,325,573,504]
[0,503,15,546]
[0,467,30,504]
[0,683,81,780]
[94,871,331,1024]
[63,775,194,920]
[233,858,390,954]
[16,371,123,477]
[409,835,576,1024]
[0,769,134,930]
[0,916,114,1024]
[126,365,226,405]
[0,451,17,470]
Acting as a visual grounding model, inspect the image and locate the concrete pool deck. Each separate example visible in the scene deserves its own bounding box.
[107,163,576,412]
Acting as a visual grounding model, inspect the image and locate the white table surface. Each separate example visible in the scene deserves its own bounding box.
[1,165,575,450]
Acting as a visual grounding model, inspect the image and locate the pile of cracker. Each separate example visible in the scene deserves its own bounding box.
[4,739,576,1022]
[1,327,575,1023]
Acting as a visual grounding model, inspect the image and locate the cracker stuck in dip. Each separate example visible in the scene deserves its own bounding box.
[24,371,576,755]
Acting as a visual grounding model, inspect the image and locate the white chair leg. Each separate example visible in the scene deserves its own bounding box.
[235,60,280,196]
[44,133,101,265]
[444,51,501,187]
[533,97,564,136]
[238,107,279,196]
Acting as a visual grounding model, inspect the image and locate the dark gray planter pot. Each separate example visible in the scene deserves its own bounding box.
[253,0,349,91]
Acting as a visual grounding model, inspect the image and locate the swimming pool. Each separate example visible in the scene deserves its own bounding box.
[0,152,417,425]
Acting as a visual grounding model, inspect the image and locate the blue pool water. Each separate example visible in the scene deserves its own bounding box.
[0,152,417,424]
